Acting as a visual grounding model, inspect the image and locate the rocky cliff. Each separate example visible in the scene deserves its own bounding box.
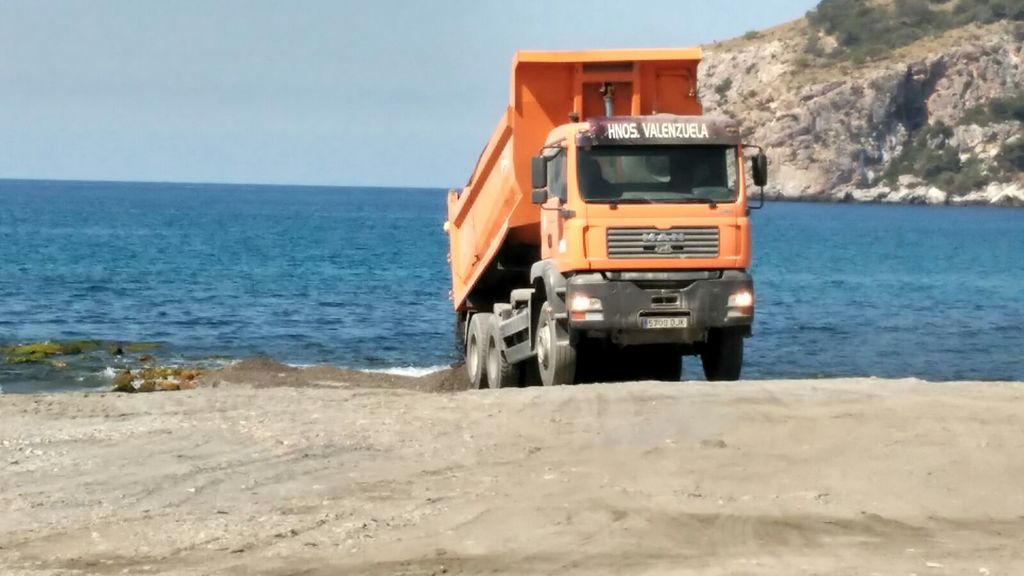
[700,12,1024,205]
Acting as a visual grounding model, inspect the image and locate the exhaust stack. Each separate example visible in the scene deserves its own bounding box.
[600,83,615,116]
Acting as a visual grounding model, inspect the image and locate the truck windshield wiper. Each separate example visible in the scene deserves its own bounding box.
[600,198,655,209]
[600,198,722,207]
[676,198,720,208]
[610,198,656,204]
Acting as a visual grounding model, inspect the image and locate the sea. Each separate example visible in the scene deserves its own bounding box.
[1,179,1022,393]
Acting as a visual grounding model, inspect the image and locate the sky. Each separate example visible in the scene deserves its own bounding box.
[0,0,818,188]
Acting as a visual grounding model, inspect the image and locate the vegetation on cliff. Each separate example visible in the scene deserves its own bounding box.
[883,92,1023,193]
[703,0,1022,203]
[806,0,1024,62]
[882,122,989,193]
[960,92,1024,126]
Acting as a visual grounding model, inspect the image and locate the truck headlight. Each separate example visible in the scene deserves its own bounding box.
[570,294,603,312]
[728,290,754,308]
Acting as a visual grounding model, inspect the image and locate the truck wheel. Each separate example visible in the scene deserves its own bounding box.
[486,315,520,388]
[466,313,492,389]
[701,328,744,381]
[535,301,576,386]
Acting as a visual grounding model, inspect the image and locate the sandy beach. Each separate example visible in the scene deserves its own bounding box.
[2,361,1023,575]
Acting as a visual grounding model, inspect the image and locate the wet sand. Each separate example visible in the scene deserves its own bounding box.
[2,361,1023,575]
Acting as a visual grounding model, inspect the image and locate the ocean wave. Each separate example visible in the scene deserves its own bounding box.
[278,362,448,377]
[363,365,449,378]
[284,363,450,377]
[98,367,119,379]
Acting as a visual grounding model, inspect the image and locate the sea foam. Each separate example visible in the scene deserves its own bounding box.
[365,365,449,378]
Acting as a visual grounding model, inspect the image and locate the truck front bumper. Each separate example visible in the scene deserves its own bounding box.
[565,270,753,345]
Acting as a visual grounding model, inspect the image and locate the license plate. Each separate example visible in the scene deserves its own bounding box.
[642,317,689,329]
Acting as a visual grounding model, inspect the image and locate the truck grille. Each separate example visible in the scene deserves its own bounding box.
[606,227,720,259]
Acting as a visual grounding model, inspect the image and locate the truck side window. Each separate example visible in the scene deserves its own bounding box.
[547,150,567,202]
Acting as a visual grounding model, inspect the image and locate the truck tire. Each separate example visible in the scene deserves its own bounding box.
[701,328,743,381]
[466,313,492,389]
[535,301,576,386]
[486,315,520,388]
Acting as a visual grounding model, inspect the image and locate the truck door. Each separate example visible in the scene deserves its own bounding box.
[540,148,568,260]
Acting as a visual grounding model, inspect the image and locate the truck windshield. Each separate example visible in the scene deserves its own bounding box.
[578,145,739,204]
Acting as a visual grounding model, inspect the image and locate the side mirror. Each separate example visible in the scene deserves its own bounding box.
[531,155,548,204]
[751,152,768,188]
[531,156,548,191]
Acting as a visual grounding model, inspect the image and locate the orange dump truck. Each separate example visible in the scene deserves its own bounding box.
[445,48,767,388]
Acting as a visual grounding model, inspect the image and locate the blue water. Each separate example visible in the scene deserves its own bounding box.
[1,179,1022,392]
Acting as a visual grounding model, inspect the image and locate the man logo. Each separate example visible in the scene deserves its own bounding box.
[655,244,674,254]
[642,231,685,243]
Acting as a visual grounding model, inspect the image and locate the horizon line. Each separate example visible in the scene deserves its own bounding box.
[0,176,451,192]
